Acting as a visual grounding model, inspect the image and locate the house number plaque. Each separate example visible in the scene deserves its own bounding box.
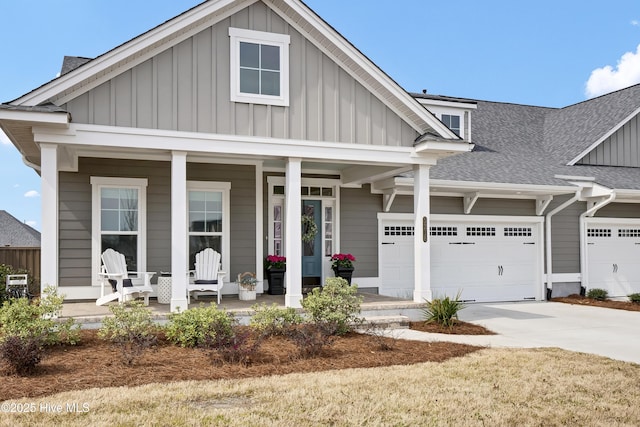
[423,216,428,242]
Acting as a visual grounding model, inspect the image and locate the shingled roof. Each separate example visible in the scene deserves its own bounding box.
[425,84,640,190]
[0,210,41,247]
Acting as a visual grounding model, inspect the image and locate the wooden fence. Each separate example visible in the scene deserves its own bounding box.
[0,247,41,285]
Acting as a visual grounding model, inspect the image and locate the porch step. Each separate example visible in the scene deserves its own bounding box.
[359,315,410,330]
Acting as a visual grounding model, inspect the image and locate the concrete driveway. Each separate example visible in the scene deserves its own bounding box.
[395,301,640,364]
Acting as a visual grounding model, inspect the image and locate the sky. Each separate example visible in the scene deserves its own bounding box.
[1,0,640,231]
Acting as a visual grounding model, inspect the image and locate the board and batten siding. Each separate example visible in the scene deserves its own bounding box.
[61,2,418,147]
[58,158,255,287]
[577,113,640,166]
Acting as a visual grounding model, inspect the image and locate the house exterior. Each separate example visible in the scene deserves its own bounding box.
[0,210,41,247]
[3,0,640,309]
[0,0,470,311]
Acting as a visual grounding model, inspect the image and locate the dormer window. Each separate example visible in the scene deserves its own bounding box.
[441,114,460,136]
[229,28,290,106]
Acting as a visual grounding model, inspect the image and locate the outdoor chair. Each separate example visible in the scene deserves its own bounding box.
[5,274,30,299]
[188,248,225,304]
[96,248,155,306]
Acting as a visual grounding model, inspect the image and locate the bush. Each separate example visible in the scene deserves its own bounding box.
[98,301,158,365]
[628,293,640,303]
[0,334,46,375]
[422,292,466,328]
[586,288,608,301]
[249,303,303,336]
[0,286,80,346]
[203,324,262,365]
[286,322,336,358]
[165,304,234,348]
[301,277,363,335]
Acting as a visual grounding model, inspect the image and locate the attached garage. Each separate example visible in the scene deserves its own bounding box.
[378,214,544,302]
[585,218,640,297]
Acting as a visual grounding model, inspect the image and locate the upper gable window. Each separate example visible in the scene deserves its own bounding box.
[441,114,461,136]
[229,28,290,106]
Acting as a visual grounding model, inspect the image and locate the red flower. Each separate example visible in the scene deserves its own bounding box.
[265,255,286,270]
[330,253,355,269]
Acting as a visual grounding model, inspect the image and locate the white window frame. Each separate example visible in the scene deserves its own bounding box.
[440,114,461,137]
[91,177,148,286]
[229,27,290,107]
[187,181,231,274]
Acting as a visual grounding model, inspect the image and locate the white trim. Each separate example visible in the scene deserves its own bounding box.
[90,176,149,288]
[567,106,640,165]
[431,214,545,224]
[0,109,70,126]
[413,164,431,302]
[255,162,264,290]
[171,152,189,312]
[229,27,290,107]
[545,273,581,284]
[186,180,232,275]
[416,98,478,110]
[40,144,58,291]
[284,158,303,307]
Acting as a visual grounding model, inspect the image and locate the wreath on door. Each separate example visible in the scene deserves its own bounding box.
[301,214,318,243]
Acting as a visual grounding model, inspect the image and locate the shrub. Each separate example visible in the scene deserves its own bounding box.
[165,304,234,348]
[0,333,46,375]
[0,286,80,346]
[628,293,640,303]
[203,324,262,365]
[586,288,608,301]
[422,292,466,328]
[98,301,158,365]
[249,303,303,336]
[286,322,336,358]
[301,277,363,335]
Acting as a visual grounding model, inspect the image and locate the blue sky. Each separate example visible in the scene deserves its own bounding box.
[1,0,640,230]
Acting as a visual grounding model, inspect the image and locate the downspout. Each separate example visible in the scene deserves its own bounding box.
[545,192,581,298]
[579,191,616,291]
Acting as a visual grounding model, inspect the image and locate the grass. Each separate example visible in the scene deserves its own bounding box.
[1,347,639,426]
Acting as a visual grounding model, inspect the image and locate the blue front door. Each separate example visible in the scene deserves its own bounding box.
[302,200,322,286]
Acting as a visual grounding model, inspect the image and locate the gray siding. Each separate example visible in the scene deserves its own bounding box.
[58,159,255,286]
[578,113,640,166]
[340,185,379,277]
[548,196,583,274]
[596,202,640,218]
[62,2,418,147]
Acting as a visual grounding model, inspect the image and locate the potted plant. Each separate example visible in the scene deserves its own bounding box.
[264,255,286,295]
[330,253,355,284]
[237,272,258,301]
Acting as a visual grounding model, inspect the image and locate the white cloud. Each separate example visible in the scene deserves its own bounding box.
[632,19,640,26]
[0,129,10,145]
[585,44,640,98]
[25,220,37,229]
[24,190,40,198]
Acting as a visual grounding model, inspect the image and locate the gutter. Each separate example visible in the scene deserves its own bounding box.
[579,191,616,291]
[545,191,581,297]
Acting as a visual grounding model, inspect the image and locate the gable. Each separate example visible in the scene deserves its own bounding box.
[61,1,419,146]
[575,111,640,167]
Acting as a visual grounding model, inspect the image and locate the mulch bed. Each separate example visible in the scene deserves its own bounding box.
[409,320,495,335]
[0,329,481,401]
[551,294,640,312]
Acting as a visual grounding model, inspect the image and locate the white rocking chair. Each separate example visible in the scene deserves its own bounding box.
[188,248,225,304]
[96,248,155,306]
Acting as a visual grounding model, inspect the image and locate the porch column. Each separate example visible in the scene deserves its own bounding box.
[40,143,58,293]
[170,151,189,312]
[285,158,303,307]
[413,164,432,302]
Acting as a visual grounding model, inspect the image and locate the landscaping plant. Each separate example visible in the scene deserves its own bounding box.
[628,293,640,303]
[586,288,608,301]
[165,304,234,348]
[286,322,336,358]
[301,277,363,335]
[98,301,159,365]
[422,291,466,328]
[249,302,303,336]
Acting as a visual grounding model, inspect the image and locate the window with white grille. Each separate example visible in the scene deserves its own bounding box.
[587,228,611,237]
[466,227,495,237]
[384,226,415,236]
[430,226,458,236]
[504,227,532,237]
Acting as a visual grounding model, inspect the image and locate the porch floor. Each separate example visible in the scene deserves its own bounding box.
[60,292,426,328]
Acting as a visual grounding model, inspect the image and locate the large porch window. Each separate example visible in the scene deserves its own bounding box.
[187,181,231,271]
[91,177,148,284]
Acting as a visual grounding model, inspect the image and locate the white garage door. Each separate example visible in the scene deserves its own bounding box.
[586,219,640,297]
[379,215,543,302]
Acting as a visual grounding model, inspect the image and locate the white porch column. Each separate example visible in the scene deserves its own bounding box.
[170,151,189,312]
[40,143,58,293]
[285,158,303,307]
[413,164,432,302]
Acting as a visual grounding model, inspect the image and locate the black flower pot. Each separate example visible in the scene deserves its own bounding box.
[332,266,354,284]
[266,268,286,295]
